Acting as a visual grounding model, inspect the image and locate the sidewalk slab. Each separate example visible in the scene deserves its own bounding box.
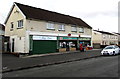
[2,49,102,73]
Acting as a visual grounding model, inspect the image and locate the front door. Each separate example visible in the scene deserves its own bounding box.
[12,39,14,52]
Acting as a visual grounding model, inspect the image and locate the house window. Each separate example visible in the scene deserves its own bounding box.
[11,22,14,28]
[46,23,55,30]
[10,22,14,31]
[103,35,106,39]
[17,20,23,28]
[79,27,84,33]
[71,26,77,32]
[58,24,65,31]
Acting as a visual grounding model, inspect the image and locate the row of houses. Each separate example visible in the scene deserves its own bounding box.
[1,2,120,55]
[92,30,120,48]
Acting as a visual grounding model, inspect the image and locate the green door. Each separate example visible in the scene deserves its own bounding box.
[32,40,57,54]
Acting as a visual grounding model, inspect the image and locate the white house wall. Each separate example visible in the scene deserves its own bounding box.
[25,19,92,36]
[10,36,25,53]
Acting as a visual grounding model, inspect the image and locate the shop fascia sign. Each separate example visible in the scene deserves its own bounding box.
[33,36,57,40]
[58,37,78,40]
[79,37,91,40]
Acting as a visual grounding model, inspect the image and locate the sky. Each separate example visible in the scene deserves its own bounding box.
[0,0,119,33]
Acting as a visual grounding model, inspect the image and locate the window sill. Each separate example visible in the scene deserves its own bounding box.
[17,27,23,29]
[58,29,65,31]
[47,28,55,30]
[71,31,77,32]
[10,29,13,31]
[79,32,84,33]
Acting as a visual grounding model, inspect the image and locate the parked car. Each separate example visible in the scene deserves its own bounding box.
[101,45,120,55]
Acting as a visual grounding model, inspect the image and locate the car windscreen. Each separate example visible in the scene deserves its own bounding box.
[104,46,114,49]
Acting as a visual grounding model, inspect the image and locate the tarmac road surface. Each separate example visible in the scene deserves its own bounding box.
[3,55,119,77]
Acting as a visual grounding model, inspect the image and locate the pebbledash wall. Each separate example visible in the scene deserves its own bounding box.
[5,2,92,54]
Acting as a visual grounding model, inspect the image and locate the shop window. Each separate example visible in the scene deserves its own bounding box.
[46,22,55,30]
[58,24,65,31]
[69,42,76,48]
[59,42,66,48]
[59,42,76,48]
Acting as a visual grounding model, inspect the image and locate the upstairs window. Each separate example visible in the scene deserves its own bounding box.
[71,26,77,32]
[58,24,65,31]
[103,35,106,39]
[17,20,23,28]
[46,23,55,30]
[79,27,84,33]
[10,22,14,31]
[11,22,14,28]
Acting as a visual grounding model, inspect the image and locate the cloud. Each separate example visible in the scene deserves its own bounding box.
[0,0,119,32]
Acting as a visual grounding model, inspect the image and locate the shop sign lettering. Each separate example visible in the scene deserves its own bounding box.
[79,38,90,40]
[58,37,77,40]
[33,36,57,40]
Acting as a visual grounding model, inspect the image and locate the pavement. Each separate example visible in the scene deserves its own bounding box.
[2,49,102,73]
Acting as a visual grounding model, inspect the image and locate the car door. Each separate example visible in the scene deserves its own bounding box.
[118,47,120,53]
[115,46,119,54]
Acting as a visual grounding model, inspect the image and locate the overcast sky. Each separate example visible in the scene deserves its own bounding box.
[0,0,119,32]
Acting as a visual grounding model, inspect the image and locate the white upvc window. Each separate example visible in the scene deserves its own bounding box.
[58,24,65,31]
[79,27,84,33]
[71,26,77,32]
[46,22,55,30]
[17,20,23,28]
[103,35,106,39]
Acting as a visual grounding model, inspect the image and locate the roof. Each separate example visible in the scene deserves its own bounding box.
[113,32,120,35]
[94,30,114,35]
[13,2,92,29]
[0,23,5,31]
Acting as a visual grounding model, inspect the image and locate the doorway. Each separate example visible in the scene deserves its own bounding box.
[12,38,14,52]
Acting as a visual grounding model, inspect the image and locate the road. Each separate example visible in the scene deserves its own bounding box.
[3,55,119,77]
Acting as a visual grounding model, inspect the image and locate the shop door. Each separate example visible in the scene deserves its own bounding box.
[66,42,70,51]
[32,40,57,54]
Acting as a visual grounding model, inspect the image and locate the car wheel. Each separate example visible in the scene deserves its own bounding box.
[113,51,116,56]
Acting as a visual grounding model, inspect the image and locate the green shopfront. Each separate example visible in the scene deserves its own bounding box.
[58,37,78,52]
[79,37,91,46]
[29,35,91,54]
[29,35,57,54]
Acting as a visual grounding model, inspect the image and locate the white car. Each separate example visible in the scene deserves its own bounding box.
[101,45,120,55]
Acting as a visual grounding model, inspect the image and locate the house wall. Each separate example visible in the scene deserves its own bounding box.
[5,5,26,37]
[92,30,118,46]
[25,19,92,36]
[102,34,110,45]
[10,36,25,53]
[5,5,27,53]
[109,35,118,45]
[92,31,102,44]
[119,35,120,45]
